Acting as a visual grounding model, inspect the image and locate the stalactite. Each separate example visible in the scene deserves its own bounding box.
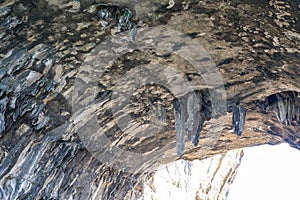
[173,99,185,156]
[192,111,206,146]
[187,93,201,141]
[276,94,287,125]
[232,105,246,136]
[186,92,205,146]
[266,91,300,125]
[173,91,211,155]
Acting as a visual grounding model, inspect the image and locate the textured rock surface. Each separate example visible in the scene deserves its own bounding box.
[0,0,299,199]
[143,149,243,200]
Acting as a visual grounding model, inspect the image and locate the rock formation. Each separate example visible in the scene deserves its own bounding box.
[143,149,243,200]
[0,0,299,199]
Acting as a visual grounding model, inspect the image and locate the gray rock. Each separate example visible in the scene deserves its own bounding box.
[232,105,246,136]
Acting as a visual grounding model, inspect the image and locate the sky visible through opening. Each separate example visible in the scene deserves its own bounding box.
[227,143,300,200]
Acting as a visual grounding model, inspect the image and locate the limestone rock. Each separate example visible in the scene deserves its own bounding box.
[143,149,243,200]
[0,0,299,199]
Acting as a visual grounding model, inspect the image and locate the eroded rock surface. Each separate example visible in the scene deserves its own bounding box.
[143,149,243,200]
[0,0,299,199]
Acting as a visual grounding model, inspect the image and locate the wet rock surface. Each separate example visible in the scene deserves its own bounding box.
[0,0,299,199]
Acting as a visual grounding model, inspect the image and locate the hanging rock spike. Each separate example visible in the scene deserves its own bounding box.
[173,98,185,157]
[232,105,246,136]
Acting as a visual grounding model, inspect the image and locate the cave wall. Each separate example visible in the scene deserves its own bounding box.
[0,0,299,199]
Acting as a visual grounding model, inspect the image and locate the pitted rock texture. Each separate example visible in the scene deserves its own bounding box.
[0,0,300,199]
